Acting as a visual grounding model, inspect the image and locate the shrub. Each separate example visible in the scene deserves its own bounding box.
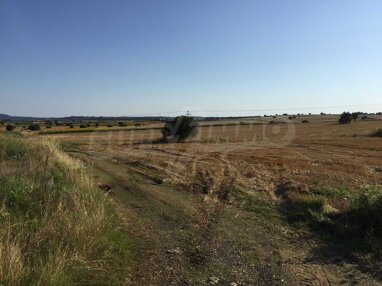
[5,124,15,132]
[118,122,126,127]
[339,112,352,124]
[79,124,87,128]
[28,123,40,131]
[345,187,382,236]
[161,116,198,142]
[302,120,309,123]
[370,129,382,138]
[95,123,99,127]
[107,124,113,128]
[46,125,52,129]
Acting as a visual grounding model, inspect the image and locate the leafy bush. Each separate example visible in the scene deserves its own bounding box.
[161,116,198,142]
[339,112,352,124]
[346,187,382,235]
[301,120,309,123]
[5,124,15,131]
[118,122,127,127]
[370,129,382,138]
[28,123,40,131]
[79,124,87,128]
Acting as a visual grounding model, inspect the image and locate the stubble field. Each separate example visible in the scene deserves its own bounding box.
[48,115,382,285]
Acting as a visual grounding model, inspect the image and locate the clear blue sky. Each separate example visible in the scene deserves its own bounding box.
[1,0,382,117]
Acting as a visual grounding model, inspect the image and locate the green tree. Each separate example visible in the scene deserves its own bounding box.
[6,124,15,131]
[28,123,41,131]
[162,116,198,142]
[339,112,353,124]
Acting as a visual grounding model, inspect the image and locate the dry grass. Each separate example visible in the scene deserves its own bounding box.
[0,134,128,285]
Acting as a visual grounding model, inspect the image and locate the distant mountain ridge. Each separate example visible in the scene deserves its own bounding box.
[0,113,212,122]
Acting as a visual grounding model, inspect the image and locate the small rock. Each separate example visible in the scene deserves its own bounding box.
[166,247,181,255]
[209,276,219,285]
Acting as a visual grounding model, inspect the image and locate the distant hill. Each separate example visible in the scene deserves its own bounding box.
[0,113,179,122]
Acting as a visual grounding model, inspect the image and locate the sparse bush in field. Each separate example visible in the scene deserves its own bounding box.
[107,124,113,128]
[69,123,74,128]
[5,124,15,131]
[95,123,99,127]
[351,112,359,120]
[280,182,382,256]
[54,120,60,126]
[161,116,198,142]
[370,129,382,138]
[134,123,141,127]
[79,124,87,128]
[345,186,382,236]
[46,125,52,129]
[118,122,126,127]
[302,119,309,123]
[339,112,353,124]
[28,123,40,131]
[0,121,4,126]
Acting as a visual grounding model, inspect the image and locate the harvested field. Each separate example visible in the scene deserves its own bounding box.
[49,115,382,285]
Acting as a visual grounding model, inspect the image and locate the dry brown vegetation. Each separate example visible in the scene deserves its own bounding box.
[47,115,382,285]
[0,134,128,285]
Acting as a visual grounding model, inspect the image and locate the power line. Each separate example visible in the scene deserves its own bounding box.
[125,103,382,117]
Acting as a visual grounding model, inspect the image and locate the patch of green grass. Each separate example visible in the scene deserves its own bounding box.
[228,185,279,219]
[280,183,382,258]
[0,177,30,209]
[0,136,26,160]
[0,135,130,285]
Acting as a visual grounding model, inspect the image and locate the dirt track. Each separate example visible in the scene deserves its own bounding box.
[54,117,382,285]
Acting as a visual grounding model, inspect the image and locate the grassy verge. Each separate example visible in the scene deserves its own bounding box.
[278,182,382,257]
[0,133,129,285]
